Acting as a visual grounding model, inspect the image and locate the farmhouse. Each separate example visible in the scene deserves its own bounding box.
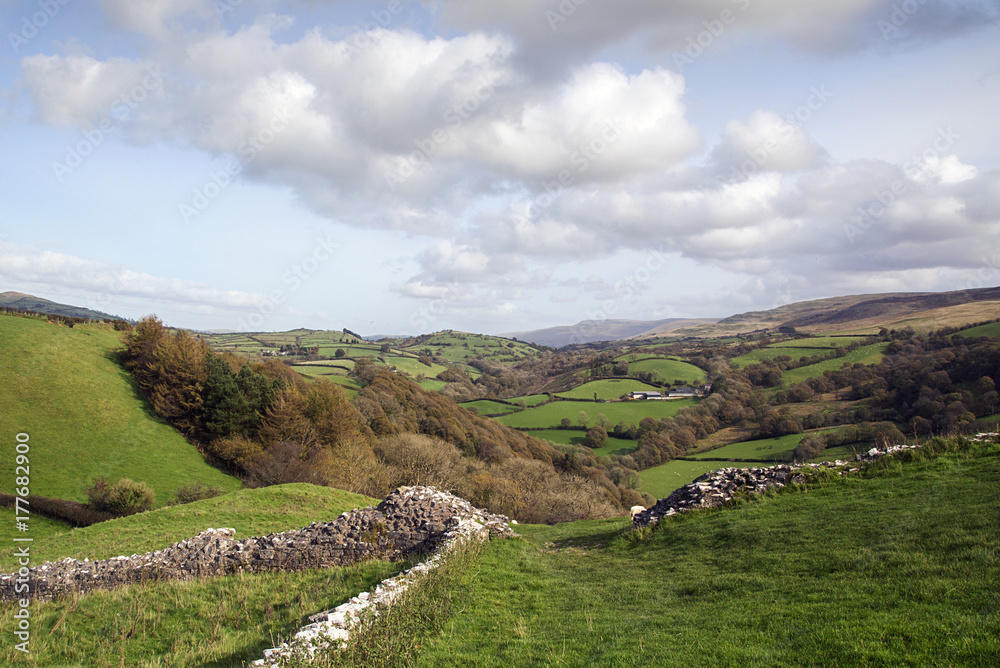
[629,391,663,400]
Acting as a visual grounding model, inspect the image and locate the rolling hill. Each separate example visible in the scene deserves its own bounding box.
[0,314,241,516]
[669,286,1000,337]
[505,318,719,347]
[0,290,125,321]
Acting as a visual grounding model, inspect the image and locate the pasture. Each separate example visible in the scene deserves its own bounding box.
[954,321,1000,338]
[529,429,637,457]
[780,342,889,387]
[624,357,706,384]
[496,398,700,429]
[689,430,838,462]
[556,379,658,401]
[461,400,522,416]
[638,459,725,498]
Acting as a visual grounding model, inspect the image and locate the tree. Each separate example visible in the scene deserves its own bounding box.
[335,348,347,358]
[583,426,609,449]
[577,410,590,427]
[560,417,573,429]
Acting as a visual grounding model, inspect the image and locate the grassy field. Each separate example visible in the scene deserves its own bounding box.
[689,430,840,462]
[770,336,867,348]
[780,342,889,387]
[557,379,658,401]
[0,558,405,667]
[461,400,522,416]
[509,394,551,407]
[496,399,699,430]
[625,357,706,384]
[529,429,637,457]
[0,316,241,507]
[954,321,1000,338]
[401,441,1000,666]
[731,346,829,368]
[638,459,726,498]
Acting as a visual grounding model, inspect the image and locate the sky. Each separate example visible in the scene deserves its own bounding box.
[0,0,999,336]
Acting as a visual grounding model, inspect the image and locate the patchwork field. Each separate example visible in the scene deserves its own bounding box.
[638,459,725,498]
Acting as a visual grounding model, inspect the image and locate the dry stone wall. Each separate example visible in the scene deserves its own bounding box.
[633,443,923,528]
[0,486,514,602]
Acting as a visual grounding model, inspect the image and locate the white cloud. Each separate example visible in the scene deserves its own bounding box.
[0,242,270,317]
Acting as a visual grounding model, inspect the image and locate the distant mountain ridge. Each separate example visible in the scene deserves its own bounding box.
[0,291,125,322]
[669,285,1000,338]
[504,318,719,347]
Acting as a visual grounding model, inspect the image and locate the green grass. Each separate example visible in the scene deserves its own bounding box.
[0,483,376,570]
[0,558,406,667]
[689,430,840,462]
[769,336,867,348]
[624,357,706,384]
[638,459,726,498]
[406,442,1000,666]
[556,379,658,401]
[780,342,889,387]
[530,429,637,457]
[509,394,550,407]
[496,399,699,429]
[460,400,522,416]
[0,316,241,507]
[731,346,829,368]
[954,321,1000,338]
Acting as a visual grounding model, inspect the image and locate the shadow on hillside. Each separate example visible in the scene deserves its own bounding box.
[102,349,172,425]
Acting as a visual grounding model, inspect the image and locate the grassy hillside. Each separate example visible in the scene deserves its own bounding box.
[0,291,122,321]
[0,315,241,510]
[401,440,1000,666]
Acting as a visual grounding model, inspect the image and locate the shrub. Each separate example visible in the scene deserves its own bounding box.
[87,477,156,516]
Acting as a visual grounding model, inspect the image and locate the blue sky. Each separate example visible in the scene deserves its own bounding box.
[1,0,998,335]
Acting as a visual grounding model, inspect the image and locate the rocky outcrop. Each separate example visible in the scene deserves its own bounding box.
[633,443,925,529]
[0,486,514,602]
